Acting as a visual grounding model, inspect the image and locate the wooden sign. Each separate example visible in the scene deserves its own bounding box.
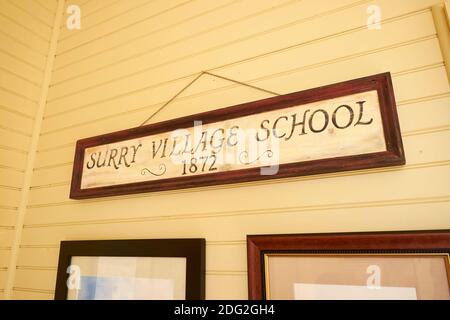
[70,73,405,199]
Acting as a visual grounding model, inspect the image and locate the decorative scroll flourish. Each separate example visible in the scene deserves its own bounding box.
[141,164,166,176]
[239,150,274,165]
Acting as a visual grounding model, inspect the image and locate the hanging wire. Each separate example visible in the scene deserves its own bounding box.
[140,71,281,126]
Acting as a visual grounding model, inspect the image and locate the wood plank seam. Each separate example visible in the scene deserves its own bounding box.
[54,0,369,64]
[0,125,32,137]
[23,194,450,226]
[33,0,56,15]
[0,145,28,155]
[50,4,428,86]
[30,141,450,172]
[5,0,54,28]
[39,65,446,138]
[36,91,450,151]
[0,165,25,173]
[0,29,47,56]
[0,206,17,211]
[46,32,438,115]
[28,158,450,193]
[56,0,291,57]
[3,0,65,300]
[44,35,440,120]
[0,87,39,103]
[0,12,51,43]
[12,287,54,294]
[0,185,21,191]
[58,0,241,63]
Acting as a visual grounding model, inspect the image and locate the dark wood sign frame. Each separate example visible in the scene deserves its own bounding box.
[247,230,450,300]
[54,238,205,300]
[70,72,405,199]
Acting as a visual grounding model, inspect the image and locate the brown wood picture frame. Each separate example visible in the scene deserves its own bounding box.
[54,238,205,300]
[70,72,404,199]
[247,230,450,300]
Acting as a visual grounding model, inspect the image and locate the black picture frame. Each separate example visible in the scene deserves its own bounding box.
[54,238,205,300]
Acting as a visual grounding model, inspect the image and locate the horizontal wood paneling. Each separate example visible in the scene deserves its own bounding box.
[36,66,450,152]
[25,163,450,222]
[0,269,7,291]
[0,230,14,248]
[0,209,16,227]
[0,50,43,86]
[12,271,248,300]
[34,145,75,169]
[206,275,248,300]
[47,1,437,107]
[58,0,170,40]
[0,128,31,152]
[50,0,439,87]
[398,95,450,132]
[0,32,47,71]
[0,69,41,103]
[53,0,293,73]
[12,287,53,300]
[14,269,56,291]
[34,0,58,14]
[0,1,53,37]
[42,10,439,132]
[32,93,450,170]
[19,202,450,251]
[0,189,21,209]
[0,251,10,268]
[0,168,24,190]
[0,0,54,299]
[0,109,34,135]
[16,247,59,268]
[11,0,56,27]
[58,0,125,34]
[56,0,236,55]
[0,12,49,56]
[0,87,37,117]
[26,125,450,200]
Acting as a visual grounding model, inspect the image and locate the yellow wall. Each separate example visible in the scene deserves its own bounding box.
[1,0,449,299]
[0,0,58,298]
